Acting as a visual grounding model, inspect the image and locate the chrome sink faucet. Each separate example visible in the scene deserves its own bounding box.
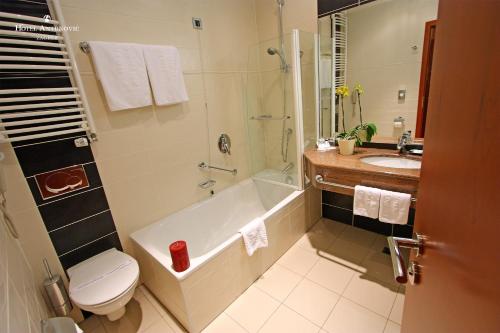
[397,131,412,154]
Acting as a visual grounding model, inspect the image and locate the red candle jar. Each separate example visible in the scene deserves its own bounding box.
[169,241,190,272]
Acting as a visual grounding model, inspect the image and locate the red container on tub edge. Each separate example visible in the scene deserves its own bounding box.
[169,241,190,272]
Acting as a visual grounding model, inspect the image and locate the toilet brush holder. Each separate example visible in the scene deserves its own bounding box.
[43,259,72,316]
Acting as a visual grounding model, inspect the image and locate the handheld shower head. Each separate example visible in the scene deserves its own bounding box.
[266,47,288,72]
[267,47,279,55]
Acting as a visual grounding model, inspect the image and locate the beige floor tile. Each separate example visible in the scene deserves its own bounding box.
[339,226,377,246]
[201,313,247,333]
[225,285,279,333]
[139,285,187,332]
[323,298,387,333]
[296,219,345,252]
[254,264,302,301]
[306,258,355,294]
[259,305,319,333]
[142,320,175,333]
[360,250,396,284]
[343,275,398,317]
[276,244,320,276]
[284,279,340,326]
[384,321,401,333]
[78,315,101,332]
[389,293,405,324]
[328,238,373,265]
[99,293,162,333]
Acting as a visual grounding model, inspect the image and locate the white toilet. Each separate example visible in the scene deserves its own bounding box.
[67,248,140,321]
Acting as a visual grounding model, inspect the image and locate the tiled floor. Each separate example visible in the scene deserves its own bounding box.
[80,218,405,333]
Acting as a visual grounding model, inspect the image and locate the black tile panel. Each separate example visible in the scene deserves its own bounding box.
[323,204,353,225]
[322,191,353,210]
[58,233,122,270]
[14,136,94,177]
[27,162,102,205]
[39,188,109,232]
[393,224,414,238]
[49,211,115,255]
[353,215,392,236]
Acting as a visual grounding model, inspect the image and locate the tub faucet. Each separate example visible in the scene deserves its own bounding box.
[397,131,412,154]
[281,162,294,174]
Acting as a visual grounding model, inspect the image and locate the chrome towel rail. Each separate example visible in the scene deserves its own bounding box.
[198,162,237,176]
[314,175,417,202]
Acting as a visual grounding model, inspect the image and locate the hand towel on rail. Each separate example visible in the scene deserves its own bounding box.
[353,185,381,219]
[239,217,268,256]
[142,45,189,106]
[378,189,411,225]
[88,41,152,111]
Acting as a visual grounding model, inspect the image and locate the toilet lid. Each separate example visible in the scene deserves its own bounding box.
[68,248,139,306]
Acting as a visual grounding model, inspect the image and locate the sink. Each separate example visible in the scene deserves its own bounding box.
[360,156,421,169]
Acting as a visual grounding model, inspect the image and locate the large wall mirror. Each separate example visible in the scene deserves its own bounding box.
[318,0,438,141]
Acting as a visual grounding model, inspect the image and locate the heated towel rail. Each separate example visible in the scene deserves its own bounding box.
[0,0,97,144]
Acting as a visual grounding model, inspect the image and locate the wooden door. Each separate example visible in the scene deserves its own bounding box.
[415,20,437,138]
[401,1,500,332]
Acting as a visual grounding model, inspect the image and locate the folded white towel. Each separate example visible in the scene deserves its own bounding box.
[353,185,381,219]
[239,217,268,256]
[88,41,152,111]
[142,45,189,106]
[379,190,411,225]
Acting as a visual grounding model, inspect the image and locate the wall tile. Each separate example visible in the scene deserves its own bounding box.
[38,188,109,232]
[14,137,94,177]
[353,215,392,236]
[322,191,353,209]
[59,232,122,269]
[322,205,353,225]
[49,211,115,255]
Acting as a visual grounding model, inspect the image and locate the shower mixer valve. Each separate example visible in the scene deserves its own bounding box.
[218,134,231,155]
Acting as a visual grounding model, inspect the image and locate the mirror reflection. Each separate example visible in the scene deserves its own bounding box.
[318,0,438,142]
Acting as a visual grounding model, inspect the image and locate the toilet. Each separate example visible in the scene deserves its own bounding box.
[67,248,140,321]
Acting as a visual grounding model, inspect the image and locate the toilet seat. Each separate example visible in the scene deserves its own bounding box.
[68,248,139,307]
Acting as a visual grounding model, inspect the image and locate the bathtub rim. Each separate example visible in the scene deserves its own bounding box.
[130,178,303,281]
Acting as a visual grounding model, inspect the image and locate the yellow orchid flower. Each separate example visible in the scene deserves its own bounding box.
[354,84,364,95]
[335,85,349,97]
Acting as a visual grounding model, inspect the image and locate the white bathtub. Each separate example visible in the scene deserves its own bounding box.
[131,178,320,332]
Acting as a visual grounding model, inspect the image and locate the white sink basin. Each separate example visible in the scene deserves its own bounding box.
[360,156,421,169]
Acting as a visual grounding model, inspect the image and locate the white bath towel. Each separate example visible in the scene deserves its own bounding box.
[353,185,381,219]
[142,45,189,106]
[379,190,411,225]
[239,217,268,256]
[87,41,152,111]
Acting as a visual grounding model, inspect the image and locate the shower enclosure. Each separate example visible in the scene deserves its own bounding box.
[245,29,317,190]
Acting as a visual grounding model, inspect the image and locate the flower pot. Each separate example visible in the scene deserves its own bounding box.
[337,139,356,155]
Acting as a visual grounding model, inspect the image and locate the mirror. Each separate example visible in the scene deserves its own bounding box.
[318,0,438,142]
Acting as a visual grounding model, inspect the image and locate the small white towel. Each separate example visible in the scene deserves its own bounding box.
[142,45,189,106]
[379,190,411,225]
[88,41,152,111]
[239,217,268,256]
[353,185,381,219]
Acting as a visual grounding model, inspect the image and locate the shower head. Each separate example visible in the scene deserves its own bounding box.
[267,47,279,55]
[267,47,288,72]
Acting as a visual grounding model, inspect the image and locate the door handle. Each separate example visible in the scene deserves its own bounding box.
[387,233,425,284]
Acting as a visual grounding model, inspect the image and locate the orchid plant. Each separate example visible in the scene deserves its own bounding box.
[353,83,377,142]
[335,85,349,132]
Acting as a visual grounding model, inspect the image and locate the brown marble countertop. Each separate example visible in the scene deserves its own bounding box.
[304,147,421,180]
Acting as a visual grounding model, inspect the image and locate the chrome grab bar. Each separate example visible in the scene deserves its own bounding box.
[198,162,237,176]
[314,175,417,202]
[387,234,425,284]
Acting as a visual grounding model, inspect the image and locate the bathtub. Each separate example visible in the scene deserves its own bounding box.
[131,177,321,332]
